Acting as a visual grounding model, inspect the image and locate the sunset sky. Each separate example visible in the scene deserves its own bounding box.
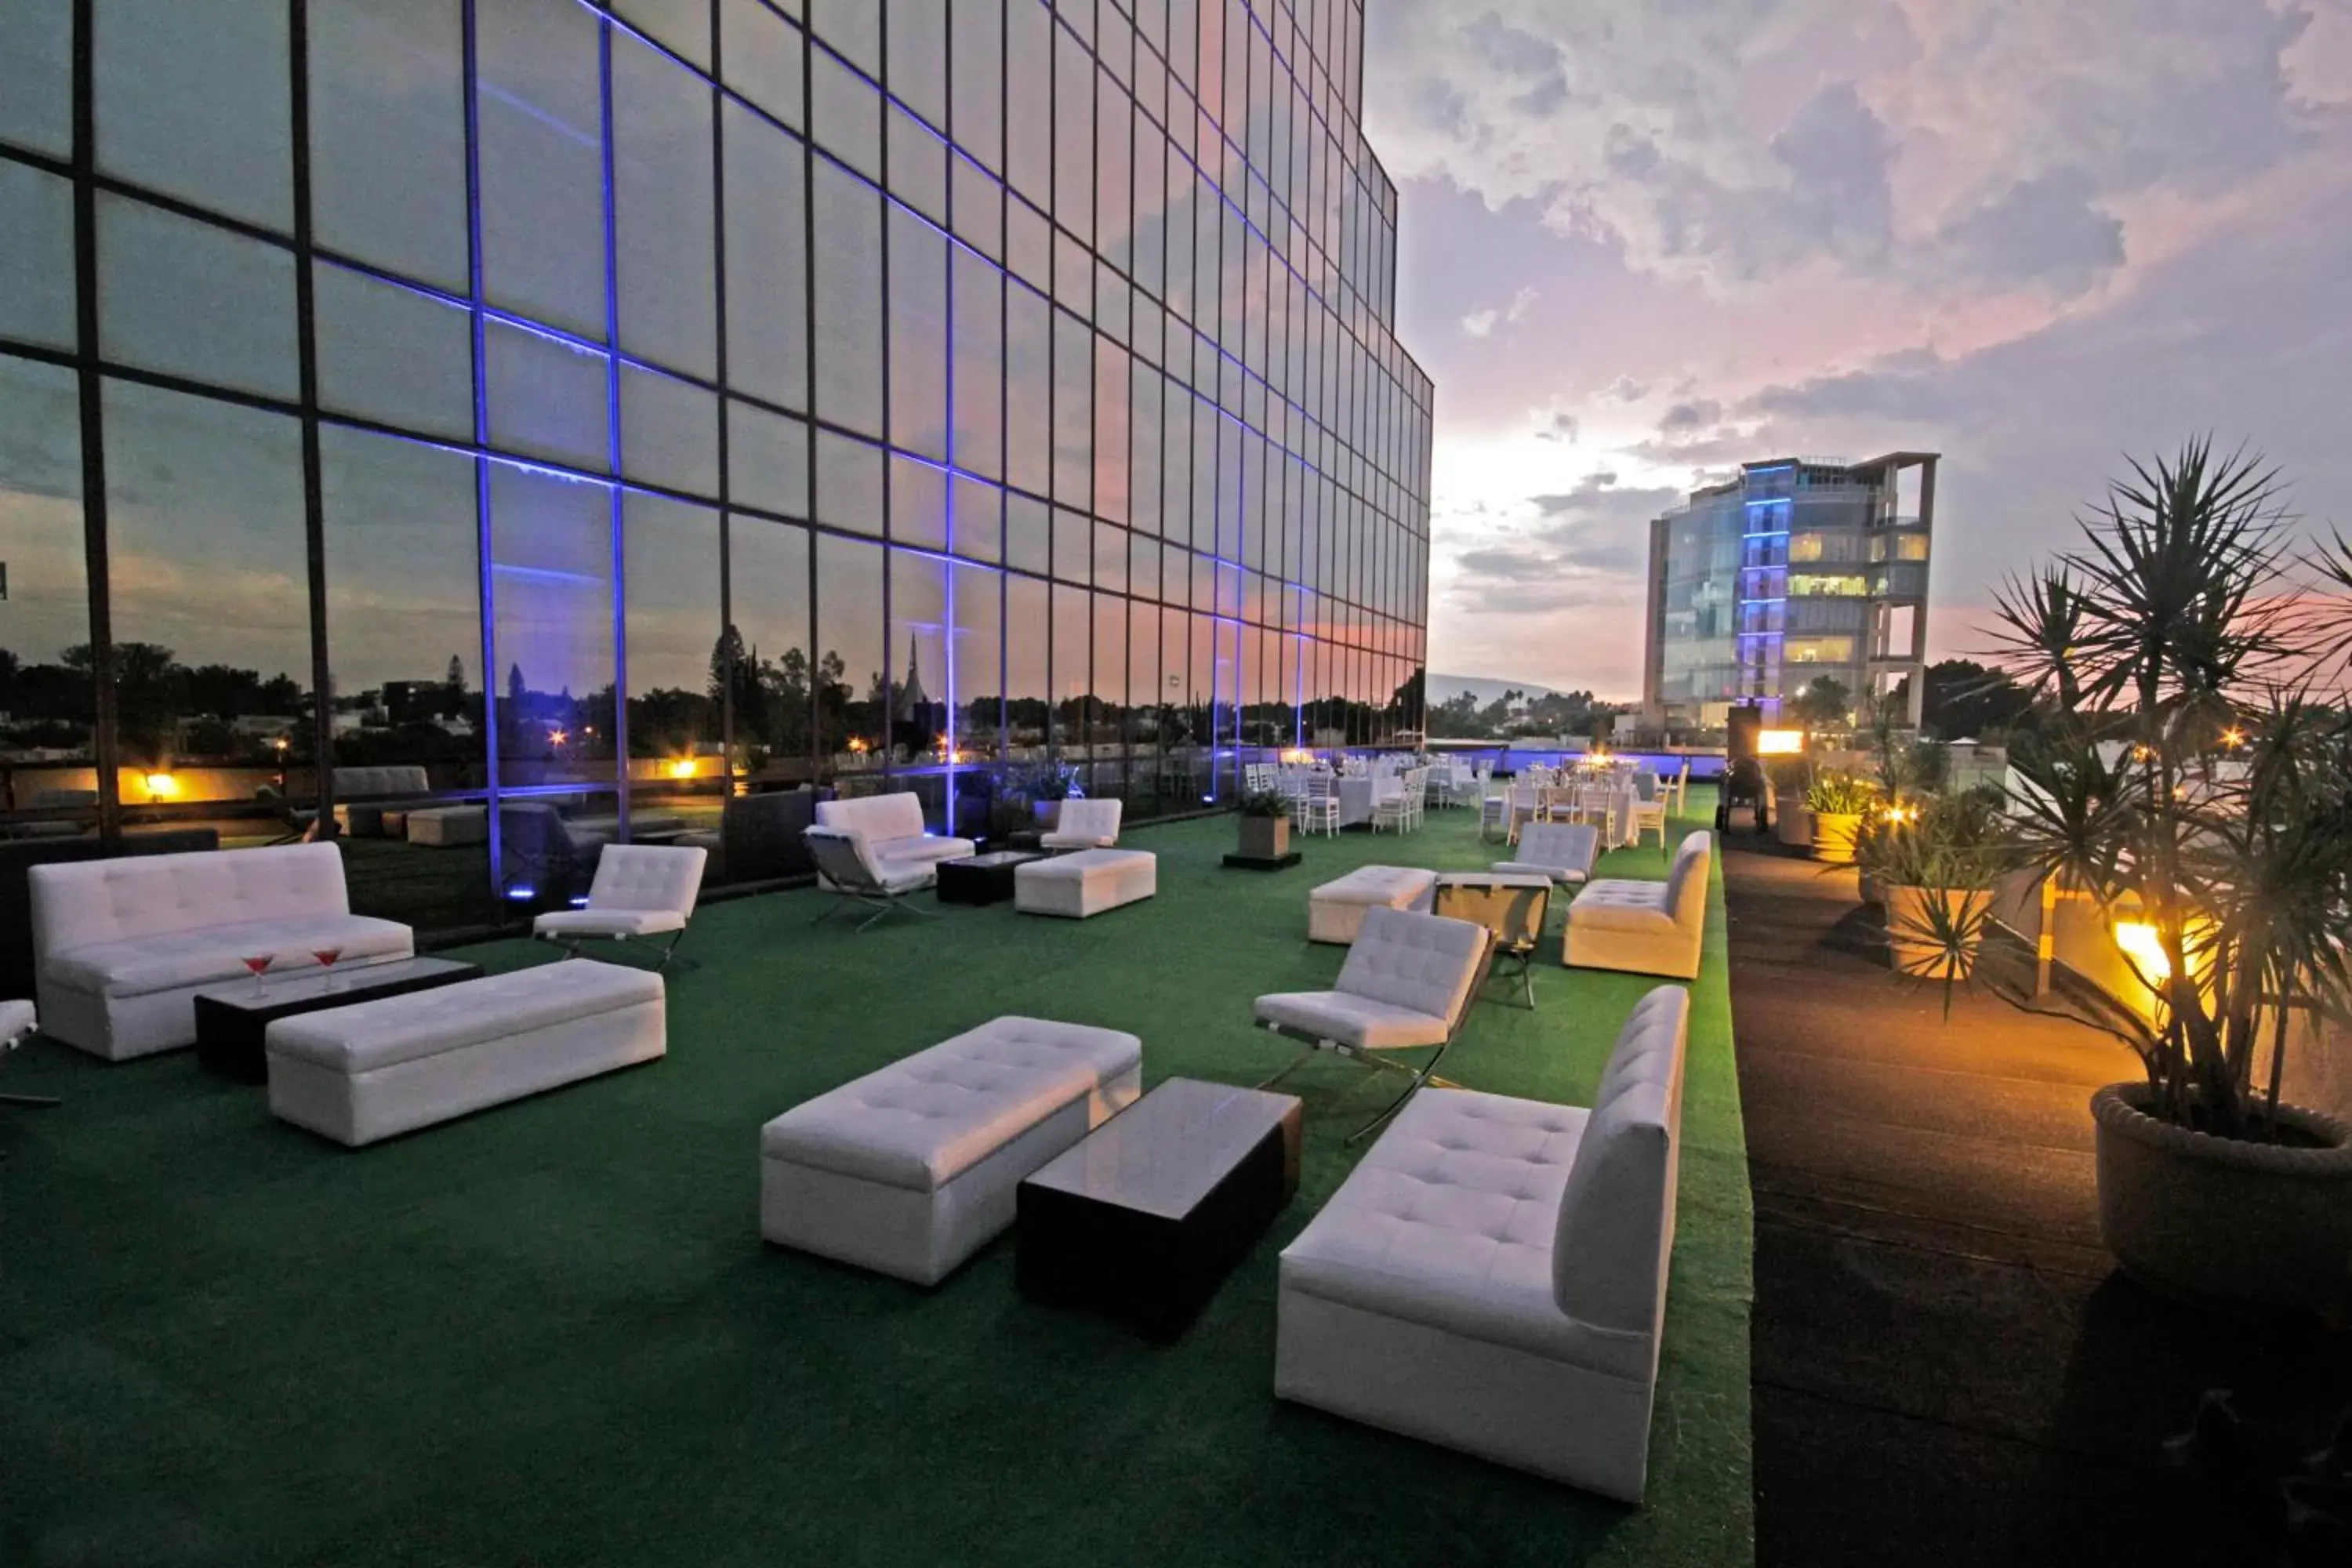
[1368,0,2352,699]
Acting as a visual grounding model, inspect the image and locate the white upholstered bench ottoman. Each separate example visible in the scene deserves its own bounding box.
[760,1016,1142,1285]
[1308,864,1437,944]
[1013,848,1157,919]
[266,963,666,1147]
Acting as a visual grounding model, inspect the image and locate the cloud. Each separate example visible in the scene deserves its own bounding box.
[1530,407,1580,444]
[1659,399,1724,434]
[1366,0,2332,299]
[1601,376,1649,403]
[1461,284,1541,338]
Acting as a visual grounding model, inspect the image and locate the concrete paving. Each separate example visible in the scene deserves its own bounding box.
[1724,836,2352,1566]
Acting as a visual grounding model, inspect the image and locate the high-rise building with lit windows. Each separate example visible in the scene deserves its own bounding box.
[1641,453,1938,732]
[0,0,1433,924]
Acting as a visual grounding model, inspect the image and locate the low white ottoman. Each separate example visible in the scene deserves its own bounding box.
[1308,865,1437,944]
[265,963,665,1146]
[405,805,488,847]
[760,1015,1143,1285]
[1014,848,1156,919]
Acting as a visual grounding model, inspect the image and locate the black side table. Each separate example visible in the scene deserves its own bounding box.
[194,956,485,1083]
[935,851,1043,906]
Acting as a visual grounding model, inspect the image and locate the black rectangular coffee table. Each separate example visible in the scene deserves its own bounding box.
[194,956,485,1083]
[935,851,1042,906]
[1017,1076,1303,1337]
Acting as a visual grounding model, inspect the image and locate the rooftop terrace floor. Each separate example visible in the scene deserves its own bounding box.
[2,808,1752,1567]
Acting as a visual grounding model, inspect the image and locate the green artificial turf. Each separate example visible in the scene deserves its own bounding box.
[0,808,1752,1568]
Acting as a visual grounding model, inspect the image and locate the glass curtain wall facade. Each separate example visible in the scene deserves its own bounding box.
[0,0,1434,923]
[1643,453,1937,731]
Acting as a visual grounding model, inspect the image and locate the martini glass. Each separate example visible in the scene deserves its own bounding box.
[312,945,344,993]
[241,952,275,999]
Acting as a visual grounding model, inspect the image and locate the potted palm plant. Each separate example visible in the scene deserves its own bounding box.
[1993,441,2352,1314]
[1853,787,2016,983]
[1236,788,1293,861]
[1804,770,1875,863]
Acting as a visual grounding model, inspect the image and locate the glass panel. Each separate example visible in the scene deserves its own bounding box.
[95,0,292,231]
[1051,309,1092,504]
[950,153,1003,260]
[485,319,611,472]
[1094,337,1131,523]
[308,0,470,290]
[1004,284,1051,495]
[811,162,885,436]
[954,474,1003,564]
[720,101,810,411]
[727,400,811,517]
[808,0,882,77]
[809,49,881,181]
[890,546,949,766]
[720,0,804,129]
[1005,572,1049,763]
[314,264,474,440]
[1004,0,1052,206]
[619,364,721,496]
[98,196,299,401]
[0,356,94,800]
[102,382,309,805]
[949,0,1004,172]
[0,160,74,350]
[1005,492,1050,576]
[886,203,949,462]
[887,105,949,224]
[622,492,722,822]
[884,0,949,129]
[487,461,616,803]
[889,452,948,550]
[1093,590,1129,775]
[1092,521,1129,595]
[815,430,884,534]
[612,32,718,379]
[476,0,607,338]
[615,0,712,68]
[318,426,481,798]
[1052,581,1091,778]
[949,247,1004,481]
[1052,506,1091,584]
[0,3,72,157]
[950,559,1001,768]
[728,514,816,778]
[814,530,885,768]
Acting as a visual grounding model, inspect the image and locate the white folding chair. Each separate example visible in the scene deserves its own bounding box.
[1294,774,1341,837]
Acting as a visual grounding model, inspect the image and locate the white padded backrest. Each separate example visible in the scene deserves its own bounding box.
[1055,798,1122,841]
[333,766,429,796]
[1664,831,1713,930]
[1551,985,1690,1328]
[1551,1079,1676,1333]
[803,826,883,889]
[29,842,351,959]
[817,790,925,843]
[1335,907,1489,1028]
[587,844,707,915]
[1517,822,1598,876]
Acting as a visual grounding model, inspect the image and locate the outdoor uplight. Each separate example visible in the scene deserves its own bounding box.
[2112,920,2171,983]
[2220,726,2247,750]
[143,771,179,799]
[1755,728,1806,755]
[667,758,698,780]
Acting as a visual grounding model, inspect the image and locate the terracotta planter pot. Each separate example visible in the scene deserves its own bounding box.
[2092,1083,2352,1314]
[1881,884,1991,978]
[1774,793,1812,848]
[1810,811,1862,863]
[1237,814,1290,859]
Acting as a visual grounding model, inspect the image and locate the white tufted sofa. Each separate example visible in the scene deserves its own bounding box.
[30,843,414,1061]
[760,1016,1142,1285]
[813,791,974,876]
[1563,830,1711,980]
[1039,797,1123,850]
[1274,985,1690,1501]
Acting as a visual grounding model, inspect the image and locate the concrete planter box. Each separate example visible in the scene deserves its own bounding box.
[1237,814,1290,860]
[1882,885,1991,979]
[1811,811,1862,864]
[2093,1083,2352,1314]
[1773,793,1812,848]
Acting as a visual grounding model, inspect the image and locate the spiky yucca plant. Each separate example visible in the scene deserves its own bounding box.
[1994,441,2352,1139]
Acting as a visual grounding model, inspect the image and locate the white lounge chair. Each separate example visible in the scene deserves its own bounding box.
[804,826,938,932]
[1494,822,1601,888]
[1254,906,1490,1139]
[532,844,708,971]
[1563,831,1711,980]
[1040,797,1123,850]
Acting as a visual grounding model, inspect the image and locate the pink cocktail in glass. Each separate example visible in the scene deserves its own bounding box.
[241,953,274,998]
[312,946,344,993]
